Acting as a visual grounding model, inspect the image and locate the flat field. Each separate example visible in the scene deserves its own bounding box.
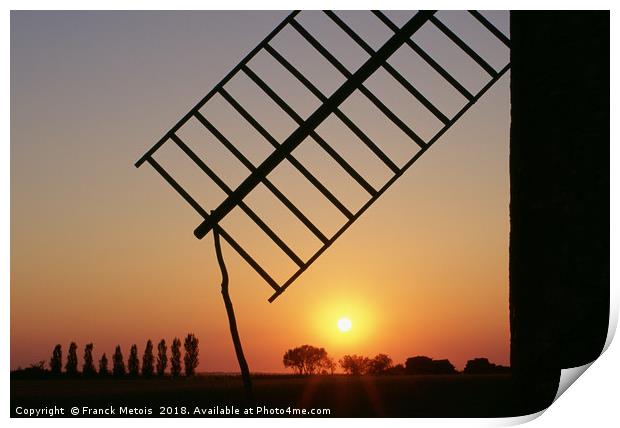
[11,373,558,418]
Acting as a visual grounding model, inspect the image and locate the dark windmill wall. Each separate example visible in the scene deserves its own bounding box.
[510,11,609,377]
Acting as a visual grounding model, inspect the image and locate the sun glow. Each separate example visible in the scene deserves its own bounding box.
[308,295,377,352]
[337,317,352,332]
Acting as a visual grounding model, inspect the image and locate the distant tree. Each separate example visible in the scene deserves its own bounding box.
[65,342,79,376]
[464,358,510,374]
[405,356,457,375]
[283,345,329,375]
[128,344,140,376]
[184,333,199,376]
[50,344,62,375]
[156,339,168,376]
[321,356,337,375]
[384,363,406,375]
[99,353,109,376]
[368,354,393,374]
[170,338,182,377]
[82,343,96,376]
[142,340,154,377]
[432,359,457,374]
[283,348,303,374]
[112,346,126,377]
[404,356,433,374]
[339,354,371,375]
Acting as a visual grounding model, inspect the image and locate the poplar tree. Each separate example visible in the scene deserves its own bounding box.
[170,338,182,377]
[65,342,78,376]
[156,339,167,376]
[128,344,139,376]
[82,343,96,376]
[50,344,62,375]
[183,333,199,376]
[142,340,154,377]
[112,345,126,377]
[99,353,109,376]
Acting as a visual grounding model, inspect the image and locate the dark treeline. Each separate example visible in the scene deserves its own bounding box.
[12,333,200,379]
[282,345,509,375]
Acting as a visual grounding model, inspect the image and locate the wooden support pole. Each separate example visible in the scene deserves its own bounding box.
[213,227,254,403]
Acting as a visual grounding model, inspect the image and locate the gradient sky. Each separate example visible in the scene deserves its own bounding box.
[11,10,510,372]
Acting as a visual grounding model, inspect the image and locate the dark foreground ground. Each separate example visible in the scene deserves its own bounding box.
[11,373,559,418]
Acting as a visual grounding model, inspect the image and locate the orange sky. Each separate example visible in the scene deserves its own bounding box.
[11,10,510,372]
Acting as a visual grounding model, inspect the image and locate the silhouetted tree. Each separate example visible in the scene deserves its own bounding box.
[112,346,125,377]
[170,338,182,377]
[65,342,78,376]
[99,353,109,376]
[405,356,433,374]
[368,354,393,374]
[142,340,154,377]
[339,354,371,375]
[464,358,510,374]
[321,356,336,375]
[184,333,199,376]
[156,339,167,376]
[283,348,303,374]
[405,356,457,374]
[82,343,96,376]
[384,363,406,375]
[50,344,62,375]
[283,345,330,375]
[128,344,139,376]
[432,359,457,374]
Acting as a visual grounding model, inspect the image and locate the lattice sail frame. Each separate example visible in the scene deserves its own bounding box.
[135,10,511,302]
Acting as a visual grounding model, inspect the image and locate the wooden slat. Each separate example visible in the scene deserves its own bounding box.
[145,157,281,291]
[193,11,436,239]
[171,133,305,268]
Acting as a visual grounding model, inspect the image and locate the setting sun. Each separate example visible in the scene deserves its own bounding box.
[337,317,352,333]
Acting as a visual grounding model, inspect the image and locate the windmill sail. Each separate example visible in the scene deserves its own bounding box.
[135,10,510,302]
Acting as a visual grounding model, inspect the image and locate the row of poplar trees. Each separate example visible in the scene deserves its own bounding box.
[48,334,199,377]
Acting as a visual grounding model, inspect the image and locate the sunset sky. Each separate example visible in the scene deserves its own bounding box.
[11,10,510,372]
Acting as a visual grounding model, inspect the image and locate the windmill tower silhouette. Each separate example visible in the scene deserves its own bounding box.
[135,10,510,399]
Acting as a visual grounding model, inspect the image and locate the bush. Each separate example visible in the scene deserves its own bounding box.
[464,358,510,374]
[405,356,457,375]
